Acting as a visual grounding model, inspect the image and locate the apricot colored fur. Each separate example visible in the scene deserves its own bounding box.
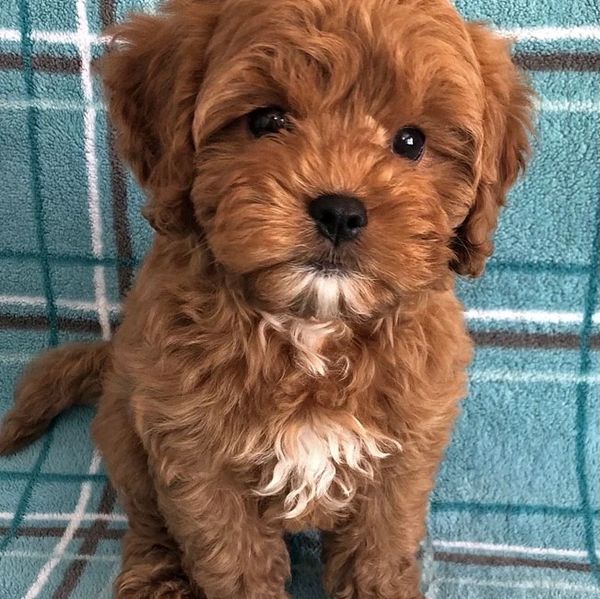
[0,0,533,597]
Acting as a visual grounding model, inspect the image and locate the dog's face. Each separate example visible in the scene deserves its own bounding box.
[101,0,532,320]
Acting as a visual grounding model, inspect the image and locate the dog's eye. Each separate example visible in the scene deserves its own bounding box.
[247,106,289,138]
[392,127,426,161]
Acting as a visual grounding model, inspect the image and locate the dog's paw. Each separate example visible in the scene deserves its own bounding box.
[330,585,424,599]
[116,570,198,599]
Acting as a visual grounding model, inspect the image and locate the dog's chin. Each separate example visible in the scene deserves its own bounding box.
[244,263,379,321]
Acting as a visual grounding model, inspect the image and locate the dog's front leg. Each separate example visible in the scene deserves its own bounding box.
[154,473,291,599]
[323,463,432,599]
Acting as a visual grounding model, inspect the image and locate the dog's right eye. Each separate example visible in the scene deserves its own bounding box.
[247,106,289,138]
[392,127,426,161]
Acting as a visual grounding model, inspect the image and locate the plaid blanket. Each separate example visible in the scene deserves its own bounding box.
[0,0,599,597]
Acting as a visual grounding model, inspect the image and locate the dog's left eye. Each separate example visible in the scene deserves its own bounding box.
[247,106,289,138]
[392,127,426,161]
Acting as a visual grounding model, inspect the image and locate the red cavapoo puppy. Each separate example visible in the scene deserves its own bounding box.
[0,0,533,597]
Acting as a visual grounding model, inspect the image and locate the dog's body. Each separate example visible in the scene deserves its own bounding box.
[0,0,532,597]
[95,236,470,598]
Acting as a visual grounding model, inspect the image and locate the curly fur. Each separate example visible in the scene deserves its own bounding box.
[0,0,533,597]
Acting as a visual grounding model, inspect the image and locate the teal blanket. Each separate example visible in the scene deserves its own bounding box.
[0,0,599,597]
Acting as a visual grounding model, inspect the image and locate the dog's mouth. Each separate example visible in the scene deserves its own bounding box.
[307,249,360,277]
[242,254,375,320]
[308,259,349,276]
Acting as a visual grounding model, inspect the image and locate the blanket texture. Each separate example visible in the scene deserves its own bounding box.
[0,0,599,597]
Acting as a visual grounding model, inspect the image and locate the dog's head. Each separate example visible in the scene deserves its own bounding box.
[101,0,533,320]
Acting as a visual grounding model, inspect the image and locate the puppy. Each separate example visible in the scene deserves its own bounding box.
[0,0,533,597]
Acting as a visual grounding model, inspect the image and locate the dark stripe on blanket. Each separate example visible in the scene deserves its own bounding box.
[0,0,60,556]
[0,313,118,334]
[2,313,599,349]
[15,0,59,347]
[108,126,134,299]
[2,472,108,483]
[0,250,585,276]
[1,521,594,574]
[100,0,135,299]
[574,139,600,580]
[514,53,600,72]
[0,53,81,73]
[434,551,593,573]
[431,500,600,517]
[33,54,81,74]
[0,249,141,268]
[52,484,118,599]
[2,51,600,76]
[99,0,117,31]
[0,526,123,539]
[0,52,21,69]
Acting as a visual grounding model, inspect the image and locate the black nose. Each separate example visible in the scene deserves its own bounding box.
[308,194,368,246]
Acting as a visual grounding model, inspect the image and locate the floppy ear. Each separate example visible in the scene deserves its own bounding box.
[452,23,534,276]
[99,1,220,236]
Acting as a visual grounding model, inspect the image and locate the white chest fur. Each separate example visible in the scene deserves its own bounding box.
[256,417,401,519]
[259,313,340,376]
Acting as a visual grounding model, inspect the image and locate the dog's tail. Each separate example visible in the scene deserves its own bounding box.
[0,342,110,455]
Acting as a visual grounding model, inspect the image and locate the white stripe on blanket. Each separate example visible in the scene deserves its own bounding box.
[0,550,119,562]
[0,512,128,523]
[3,296,599,328]
[471,371,600,385]
[499,26,600,42]
[0,294,121,314]
[23,450,103,599]
[2,26,599,45]
[432,576,600,595]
